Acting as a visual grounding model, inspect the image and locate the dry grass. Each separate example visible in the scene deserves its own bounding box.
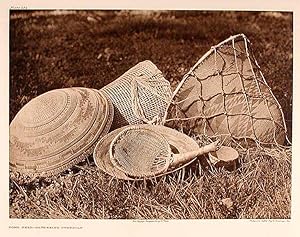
[9,145,291,219]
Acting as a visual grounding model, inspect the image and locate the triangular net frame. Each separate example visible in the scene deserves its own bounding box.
[164,34,291,149]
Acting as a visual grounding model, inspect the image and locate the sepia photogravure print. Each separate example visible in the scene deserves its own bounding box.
[9,10,292,220]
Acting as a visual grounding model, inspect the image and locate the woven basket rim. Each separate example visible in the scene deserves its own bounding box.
[93,124,199,180]
[10,87,114,177]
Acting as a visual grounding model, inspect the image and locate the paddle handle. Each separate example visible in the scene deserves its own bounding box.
[171,141,218,167]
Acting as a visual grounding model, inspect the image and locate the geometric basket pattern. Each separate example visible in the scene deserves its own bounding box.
[164,34,290,148]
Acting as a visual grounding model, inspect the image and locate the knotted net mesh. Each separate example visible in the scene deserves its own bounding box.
[164,34,290,149]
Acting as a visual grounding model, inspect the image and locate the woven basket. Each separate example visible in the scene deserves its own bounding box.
[93,124,200,180]
[10,87,113,176]
[100,60,172,130]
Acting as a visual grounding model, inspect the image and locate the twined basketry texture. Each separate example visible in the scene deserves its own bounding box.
[100,60,172,129]
[110,127,171,177]
[93,124,200,180]
[165,34,289,148]
[10,87,113,176]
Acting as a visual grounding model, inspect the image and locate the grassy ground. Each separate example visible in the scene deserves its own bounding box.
[9,10,292,219]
